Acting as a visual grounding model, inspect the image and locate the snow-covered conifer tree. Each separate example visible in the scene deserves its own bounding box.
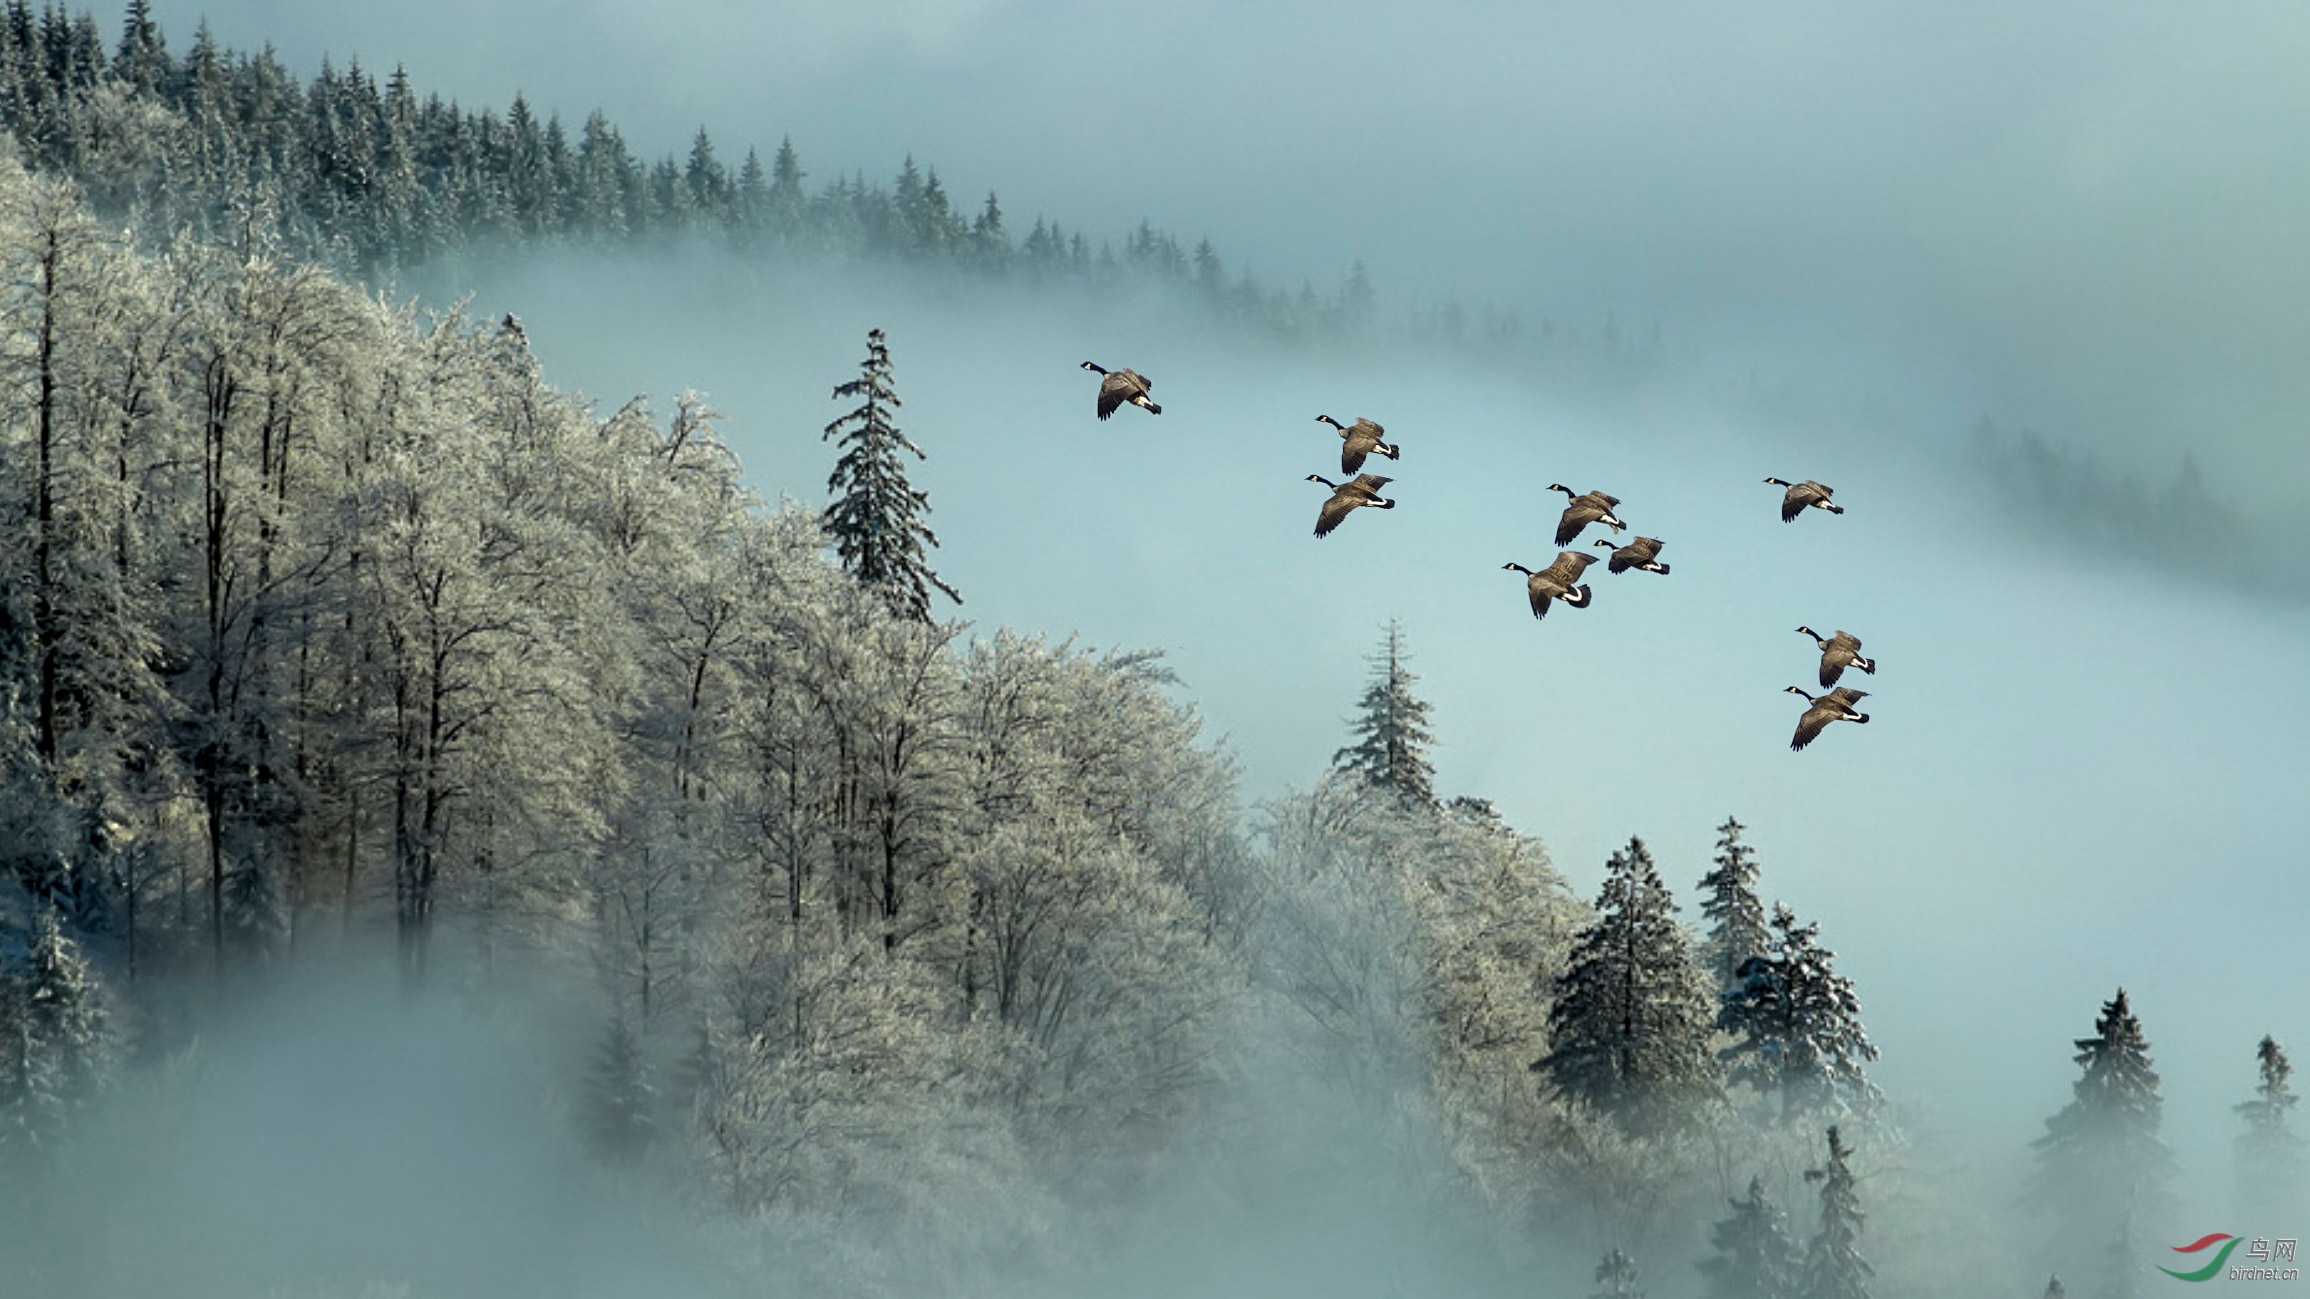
[1799,1125,1872,1299]
[821,328,959,622]
[1719,903,1880,1118]
[0,908,116,1152]
[1701,1175,1802,1299]
[1331,618,1437,809]
[1698,815,1770,995]
[1537,836,1717,1135]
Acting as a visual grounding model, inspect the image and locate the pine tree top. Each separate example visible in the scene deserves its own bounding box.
[1539,836,1719,1135]
[2237,1035,2302,1152]
[1698,814,1769,992]
[1331,618,1437,808]
[819,328,959,621]
[2054,989,2163,1130]
[1801,1125,1874,1299]
[2033,987,2175,1203]
[1701,1175,1802,1299]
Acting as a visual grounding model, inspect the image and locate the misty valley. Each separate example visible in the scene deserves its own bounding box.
[1,7,2307,1299]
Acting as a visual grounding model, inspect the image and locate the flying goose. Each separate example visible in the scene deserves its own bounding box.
[1797,626,1876,688]
[1501,551,1599,619]
[1548,484,1626,546]
[1785,686,1870,751]
[1764,477,1842,522]
[1315,415,1401,475]
[1593,535,1670,575]
[1081,361,1160,419]
[1308,474,1395,537]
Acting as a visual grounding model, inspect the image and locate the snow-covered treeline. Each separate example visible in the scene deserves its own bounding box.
[0,2,1441,346]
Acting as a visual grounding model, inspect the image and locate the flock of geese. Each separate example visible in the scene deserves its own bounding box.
[1079,361,1880,752]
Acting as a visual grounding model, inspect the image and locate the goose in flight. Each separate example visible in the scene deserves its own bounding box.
[1548,484,1626,546]
[1785,686,1870,751]
[1314,415,1401,475]
[1764,477,1842,522]
[1502,551,1599,619]
[1308,474,1396,537]
[1593,535,1670,575]
[1081,361,1160,419]
[1797,627,1876,688]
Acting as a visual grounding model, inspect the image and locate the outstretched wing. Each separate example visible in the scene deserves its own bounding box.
[1826,687,1870,710]
[1818,649,1848,689]
[1096,373,1127,420]
[1554,505,1591,546]
[1351,474,1393,492]
[1791,705,1835,752]
[1526,575,1551,619]
[1315,493,1359,537]
[1125,369,1153,392]
[1340,443,1367,474]
[1539,550,1591,586]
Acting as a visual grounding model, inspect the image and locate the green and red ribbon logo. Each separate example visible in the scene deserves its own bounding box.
[2161,1234,2242,1282]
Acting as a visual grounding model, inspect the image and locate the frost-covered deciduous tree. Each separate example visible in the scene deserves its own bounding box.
[1331,618,1437,809]
[1719,903,1880,1119]
[820,328,959,623]
[1538,837,1718,1137]
[1697,816,1769,996]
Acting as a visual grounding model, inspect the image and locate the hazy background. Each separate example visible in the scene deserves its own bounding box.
[156,0,2310,503]
[130,0,2310,1250]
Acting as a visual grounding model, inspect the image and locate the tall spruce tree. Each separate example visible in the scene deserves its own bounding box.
[583,1013,656,1164]
[1591,1248,1646,1299]
[2235,1035,2304,1215]
[1701,1176,1802,1299]
[821,328,960,621]
[1698,815,1770,995]
[1719,903,1880,1118]
[1331,618,1437,808]
[0,908,115,1152]
[2032,989,2171,1290]
[1536,836,1718,1135]
[1799,1125,1872,1299]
